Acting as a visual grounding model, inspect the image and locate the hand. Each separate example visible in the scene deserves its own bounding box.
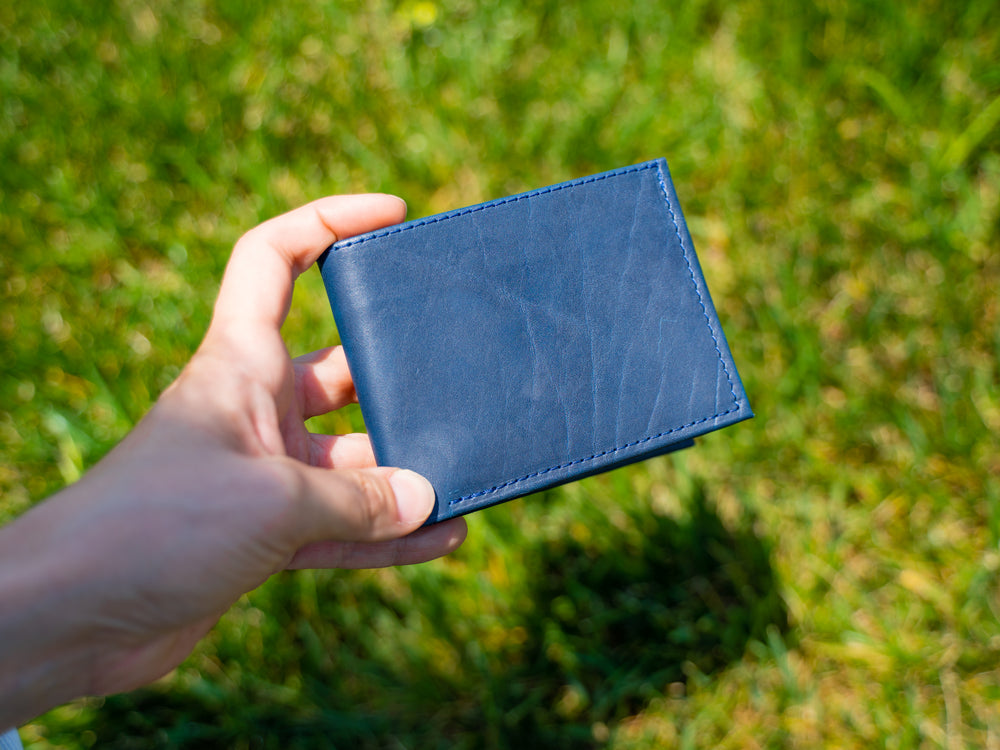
[0,194,467,728]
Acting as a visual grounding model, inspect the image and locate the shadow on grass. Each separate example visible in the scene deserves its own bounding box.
[46,482,786,749]
[467,482,788,745]
[523,485,785,711]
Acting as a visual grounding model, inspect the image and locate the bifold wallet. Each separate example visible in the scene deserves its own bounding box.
[317,158,752,524]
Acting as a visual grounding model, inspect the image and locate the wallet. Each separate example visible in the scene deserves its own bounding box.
[317,159,752,524]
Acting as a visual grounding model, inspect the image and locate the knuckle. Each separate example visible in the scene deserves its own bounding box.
[351,471,397,532]
[231,230,259,259]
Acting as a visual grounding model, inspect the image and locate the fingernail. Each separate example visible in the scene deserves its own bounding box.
[389,469,435,525]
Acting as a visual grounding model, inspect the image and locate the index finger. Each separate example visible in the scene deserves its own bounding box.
[210,194,407,335]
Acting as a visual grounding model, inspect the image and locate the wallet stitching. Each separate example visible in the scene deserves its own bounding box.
[330,162,660,250]
[324,160,742,507]
[448,405,740,505]
[652,162,742,412]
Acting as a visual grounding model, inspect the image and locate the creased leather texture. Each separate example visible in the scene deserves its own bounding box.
[317,159,753,524]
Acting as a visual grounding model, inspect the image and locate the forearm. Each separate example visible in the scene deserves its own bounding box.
[0,499,95,728]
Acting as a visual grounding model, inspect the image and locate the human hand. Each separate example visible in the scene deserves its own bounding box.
[0,194,467,728]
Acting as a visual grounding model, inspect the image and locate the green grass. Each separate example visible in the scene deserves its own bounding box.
[2,0,999,747]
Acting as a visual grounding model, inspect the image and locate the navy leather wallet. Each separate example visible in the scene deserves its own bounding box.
[318,159,752,524]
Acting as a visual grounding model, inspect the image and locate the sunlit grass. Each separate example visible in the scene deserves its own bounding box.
[2,0,999,747]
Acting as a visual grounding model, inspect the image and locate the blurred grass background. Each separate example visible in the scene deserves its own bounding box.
[1,0,998,747]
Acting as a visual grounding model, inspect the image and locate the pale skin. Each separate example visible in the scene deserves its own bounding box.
[0,194,468,729]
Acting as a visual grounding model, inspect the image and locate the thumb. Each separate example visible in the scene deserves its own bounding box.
[278,462,437,545]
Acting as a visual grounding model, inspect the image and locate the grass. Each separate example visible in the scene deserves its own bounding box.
[2,0,999,747]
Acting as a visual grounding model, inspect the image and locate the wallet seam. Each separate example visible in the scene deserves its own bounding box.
[652,161,742,412]
[447,405,741,506]
[444,162,743,507]
[330,162,660,251]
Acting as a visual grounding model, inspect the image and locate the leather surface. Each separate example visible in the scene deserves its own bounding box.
[318,159,752,524]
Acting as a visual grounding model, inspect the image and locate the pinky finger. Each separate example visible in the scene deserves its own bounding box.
[286,517,469,569]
